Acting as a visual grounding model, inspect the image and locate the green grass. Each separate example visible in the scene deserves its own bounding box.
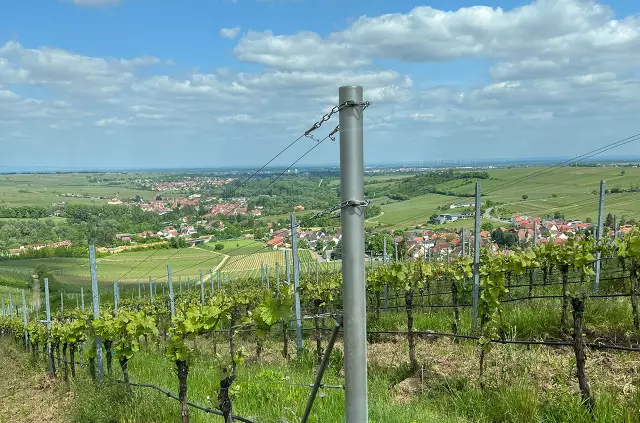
[369,167,640,230]
[0,173,156,207]
[199,239,267,256]
[0,247,225,287]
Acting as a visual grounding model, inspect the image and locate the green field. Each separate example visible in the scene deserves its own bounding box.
[199,238,268,256]
[0,247,226,287]
[0,173,157,207]
[368,167,640,229]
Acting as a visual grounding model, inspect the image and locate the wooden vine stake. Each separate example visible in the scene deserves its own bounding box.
[570,296,595,413]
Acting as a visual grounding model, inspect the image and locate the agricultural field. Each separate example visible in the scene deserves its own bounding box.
[221,249,316,277]
[373,166,640,229]
[0,173,156,207]
[2,234,640,422]
[0,247,225,288]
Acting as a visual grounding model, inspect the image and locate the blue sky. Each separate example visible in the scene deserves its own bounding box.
[1,0,640,170]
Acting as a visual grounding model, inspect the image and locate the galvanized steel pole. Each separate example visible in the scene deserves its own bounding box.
[89,245,104,380]
[472,183,481,330]
[339,85,368,423]
[44,278,54,376]
[291,215,303,356]
[199,269,205,307]
[21,289,28,351]
[167,264,175,316]
[594,180,605,294]
[114,281,119,314]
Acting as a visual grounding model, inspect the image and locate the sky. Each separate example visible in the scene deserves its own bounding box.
[1,0,640,170]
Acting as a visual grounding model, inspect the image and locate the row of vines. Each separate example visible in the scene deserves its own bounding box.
[1,230,639,421]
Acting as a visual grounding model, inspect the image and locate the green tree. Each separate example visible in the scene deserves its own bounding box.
[315,239,325,252]
[332,240,342,260]
[605,213,614,228]
[215,243,224,251]
[481,222,493,232]
[521,194,529,200]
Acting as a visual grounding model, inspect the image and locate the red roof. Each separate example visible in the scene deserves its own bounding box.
[266,237,284,246]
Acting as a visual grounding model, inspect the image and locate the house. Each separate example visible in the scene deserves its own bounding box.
[266,237,285,249]
[251,209,262,217]
[480,230,490,238]
[115,233,133,242]
[295,205,305,211]
[432,214,462,225]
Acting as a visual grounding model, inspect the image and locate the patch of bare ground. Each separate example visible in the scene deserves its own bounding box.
[0,341,72,423]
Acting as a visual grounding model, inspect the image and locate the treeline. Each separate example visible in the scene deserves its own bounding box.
[0,205,51,219]
[0,246,110,261]
[367,170,490,201]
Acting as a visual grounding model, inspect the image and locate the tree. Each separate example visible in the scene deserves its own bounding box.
[214,243,224,251]
[552,194,558,198]
[332,240,342,260]
[481,222,493,232]
[491,229,504,246]
[553,212,565,220]
[621,170,626,175]
[605,213,614,228]
[585,217,593,223]
[315,239,325,253]
[521,194,529,201]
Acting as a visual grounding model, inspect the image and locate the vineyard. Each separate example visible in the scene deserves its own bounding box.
[2,230,640,422]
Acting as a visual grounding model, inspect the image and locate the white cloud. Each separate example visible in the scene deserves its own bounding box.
[220,27,241,40]
[4,0,640,167]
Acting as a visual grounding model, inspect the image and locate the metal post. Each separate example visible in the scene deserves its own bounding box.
[394,240,398,262]
[266,264,270,290]
[614,215,618,240]
[167,265,175,316]
[532,223,538,281]
[472,183,481,330]
[461,230,465,257]
[382,236,388,308]
[217,270,221,290]
[291,215,303,356]
[44,278,54,376]
[80,287,85,312]
[276,262,281,295]
[301,316,343,423]
[75,293,79,309]
[285,251,291,286]
[21,289,29,351]
[594,180,605,294]
[199,269,205,308]
[211,269,215,294]
[383,237,387,265]
[428,246,432,263]
[315,258,319,284]
[149,276,154,303]
[261,264,265,285]
[138,281,141,300]
[60,292,64,313]
[179,276,182,294]
[339,85,368,423]
[8,293,13,316]
[89,245,104,380]
[114,281,119,315]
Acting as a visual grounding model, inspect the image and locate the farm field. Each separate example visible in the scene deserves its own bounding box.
[0,173,156,207]
[3,237,640,423]
[374,167,640,229]
[199,239,268,256]
[0,247,226,287]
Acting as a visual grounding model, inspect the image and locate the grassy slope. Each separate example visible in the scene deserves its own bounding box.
[0,247,225,287]
[372,167,640,229]
[0,173,156,207]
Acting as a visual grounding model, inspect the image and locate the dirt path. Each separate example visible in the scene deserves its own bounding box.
[0,340,70,423]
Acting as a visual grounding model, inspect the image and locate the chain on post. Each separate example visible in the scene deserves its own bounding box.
[305,101,370,142]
